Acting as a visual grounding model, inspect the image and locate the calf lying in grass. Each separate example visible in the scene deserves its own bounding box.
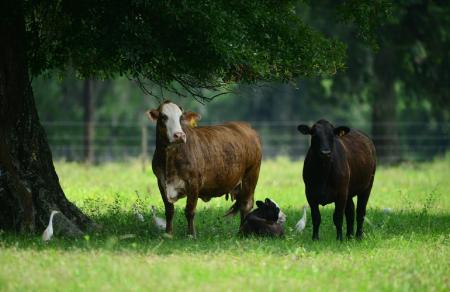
[240,198,286,237]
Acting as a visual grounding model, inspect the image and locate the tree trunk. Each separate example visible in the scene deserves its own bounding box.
[371,47,401,164]
[0,1,91,234]
[83,79,95,164]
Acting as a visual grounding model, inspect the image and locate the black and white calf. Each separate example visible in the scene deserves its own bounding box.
[240,198,286,237]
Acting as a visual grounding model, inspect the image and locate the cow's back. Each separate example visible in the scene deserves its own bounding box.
[187,122,261,165]
[339,130,376,195]
[175,122,262,196]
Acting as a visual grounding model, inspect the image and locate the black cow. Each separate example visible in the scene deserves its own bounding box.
[297,119,376,240]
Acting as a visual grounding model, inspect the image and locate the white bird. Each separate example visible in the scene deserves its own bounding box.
[42,210,60,242]
[133,204,145,222]
[364,216,374,227]
[295,205,308,233]
[151,205,166,231]
[119,234,136,240]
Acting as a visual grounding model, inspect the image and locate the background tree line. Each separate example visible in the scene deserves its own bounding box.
[33,1,449,163]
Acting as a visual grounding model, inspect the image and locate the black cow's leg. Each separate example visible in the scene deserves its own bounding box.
[356,191,370,239]
[333,199,345,241]
[356,176,374,240]
[345,198,355,239]
[157,179,174,235]
[185,195,198,238]
[310,204,321,241]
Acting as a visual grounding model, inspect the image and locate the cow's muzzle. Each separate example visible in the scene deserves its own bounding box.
[167,196,179,204]
[173,132,186,143]
[320,149,331,158]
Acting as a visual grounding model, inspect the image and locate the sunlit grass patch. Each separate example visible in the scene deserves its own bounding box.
[0,156,449,291]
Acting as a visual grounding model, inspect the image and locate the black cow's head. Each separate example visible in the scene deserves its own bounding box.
[297,119,350,160]
[147,101,201,144]
[255,198,286,224]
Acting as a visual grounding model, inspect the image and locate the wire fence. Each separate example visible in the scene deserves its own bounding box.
[43,121,450,163]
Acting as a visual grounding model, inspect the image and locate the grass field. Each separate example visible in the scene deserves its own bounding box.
[1,156,449,291]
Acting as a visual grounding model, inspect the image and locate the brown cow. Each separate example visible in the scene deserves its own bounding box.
[297,119,376,241]
[147,101,262,238]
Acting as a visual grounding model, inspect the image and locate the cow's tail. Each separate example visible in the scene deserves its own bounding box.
[224,201,240,217]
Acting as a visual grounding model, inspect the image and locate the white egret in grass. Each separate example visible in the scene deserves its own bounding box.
[42,210,60,242]
[119,234,136,240]
[295,205,308,233]
[364,216,374,227]
[133,204,145,222]
[151,205,166,230]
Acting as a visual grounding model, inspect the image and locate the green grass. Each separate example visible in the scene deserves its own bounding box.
[1,156,449,291]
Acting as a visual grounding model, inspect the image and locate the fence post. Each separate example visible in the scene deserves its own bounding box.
[141,124,148,172]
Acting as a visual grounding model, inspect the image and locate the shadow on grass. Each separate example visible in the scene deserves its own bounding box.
[1,206,448,255]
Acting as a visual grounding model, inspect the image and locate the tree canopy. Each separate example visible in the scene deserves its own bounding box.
[314,0,450,110]
[23,0,391,101]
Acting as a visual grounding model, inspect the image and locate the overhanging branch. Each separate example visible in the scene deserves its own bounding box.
[130,74,232,104]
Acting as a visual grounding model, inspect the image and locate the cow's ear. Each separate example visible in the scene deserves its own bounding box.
[147,109,159,122]
[265,198,274,206]
[256,201,264,208]
[334,126,350,137]
[297,125,311,135]
[182,111,201,127]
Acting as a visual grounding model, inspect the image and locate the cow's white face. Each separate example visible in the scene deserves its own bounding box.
[161,102,186,143]
[271,199,286,225]
[147,101,201,144]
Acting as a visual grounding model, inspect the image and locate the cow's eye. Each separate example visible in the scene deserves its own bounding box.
[161,114,168,122]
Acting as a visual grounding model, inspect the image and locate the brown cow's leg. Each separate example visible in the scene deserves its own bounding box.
[345,198,355,239]
[157,180,174,235]
[238,183,255,226]
[310,204,321,240]
[185,195,198,238]
[238,195,254,226]
[238,164,260,226]
[333,198,346,241]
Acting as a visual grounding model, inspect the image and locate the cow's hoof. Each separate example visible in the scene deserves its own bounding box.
[163,233,173,239]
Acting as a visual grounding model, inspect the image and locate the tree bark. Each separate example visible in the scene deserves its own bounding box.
[0,1,91,234]
[371,47,401,164]
[83,79,95,164]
